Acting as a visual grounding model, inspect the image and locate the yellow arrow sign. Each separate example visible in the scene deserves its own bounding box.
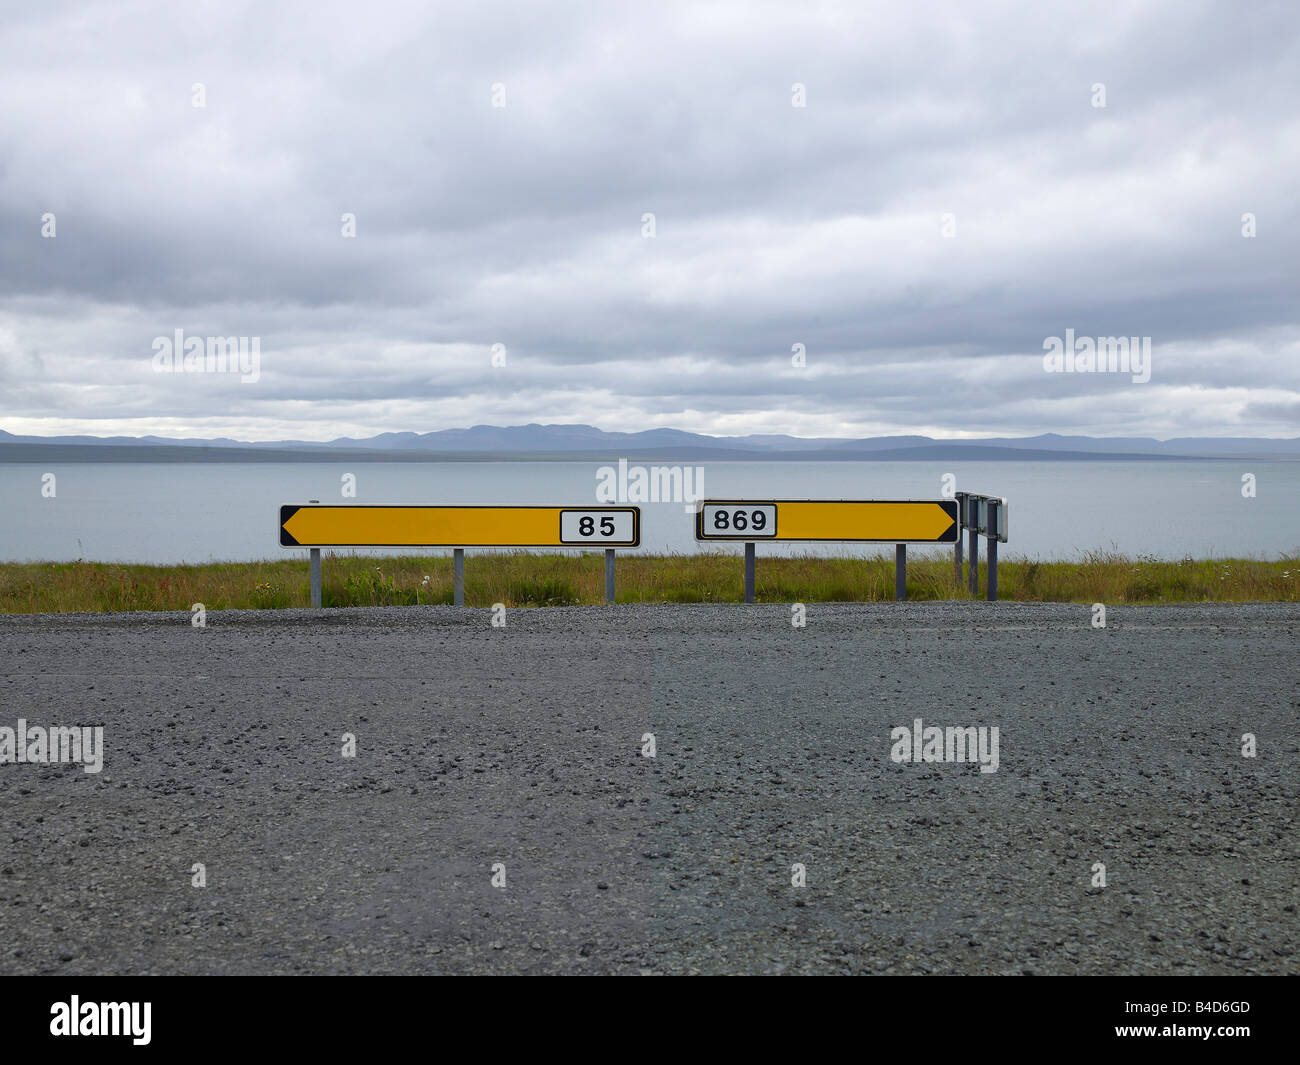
[695,500,959,542]
[280,505,640,548]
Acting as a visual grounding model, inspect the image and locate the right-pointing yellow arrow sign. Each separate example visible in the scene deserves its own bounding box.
[696,500,959,542]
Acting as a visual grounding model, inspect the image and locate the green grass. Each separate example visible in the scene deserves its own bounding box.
[0,551,1298,613]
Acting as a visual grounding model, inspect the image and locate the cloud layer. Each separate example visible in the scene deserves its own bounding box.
[2,0,1297,440]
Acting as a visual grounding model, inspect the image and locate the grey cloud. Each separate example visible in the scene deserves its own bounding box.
[1,0,1297,439]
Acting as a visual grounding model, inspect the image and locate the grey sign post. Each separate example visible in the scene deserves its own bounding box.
[453,548,465,607]
[604,548,616,604]
[986,499,999,601]
[953,492,965,583]
[744,542,756,603]
[982,499,1003,600]
[957,493,1008,601]
[310,548,321,608]
[895,543,907,601]
[967,498,979,597]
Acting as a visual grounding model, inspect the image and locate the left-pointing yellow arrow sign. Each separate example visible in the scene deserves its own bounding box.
[279,505,640,548]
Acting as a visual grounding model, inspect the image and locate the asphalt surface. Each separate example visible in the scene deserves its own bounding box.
[0,602,1295,975]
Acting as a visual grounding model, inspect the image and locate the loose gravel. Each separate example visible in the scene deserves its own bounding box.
[0,602,1295,974]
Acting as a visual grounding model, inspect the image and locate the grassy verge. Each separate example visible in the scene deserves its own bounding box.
[0,552,1298,613]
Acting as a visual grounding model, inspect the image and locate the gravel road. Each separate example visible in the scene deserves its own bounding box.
[0,602,1295,975]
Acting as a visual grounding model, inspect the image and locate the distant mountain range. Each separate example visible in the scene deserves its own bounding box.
[2,425,1298,462]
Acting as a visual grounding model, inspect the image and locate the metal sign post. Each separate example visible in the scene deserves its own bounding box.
[958,493,1009,601]
[310,548,321,608]
[953,491,965,584]
[986,500,999,602]
[967,499,979,598]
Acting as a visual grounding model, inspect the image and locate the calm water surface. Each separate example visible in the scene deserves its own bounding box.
[1,460,1294,563]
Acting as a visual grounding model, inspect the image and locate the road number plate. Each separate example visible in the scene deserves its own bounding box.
[559,509,638,545]
[700,504,778,538]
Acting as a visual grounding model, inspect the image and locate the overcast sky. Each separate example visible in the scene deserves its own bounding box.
[1,0,1297,442]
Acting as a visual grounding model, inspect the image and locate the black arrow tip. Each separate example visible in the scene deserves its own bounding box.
[280,505,301,546]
